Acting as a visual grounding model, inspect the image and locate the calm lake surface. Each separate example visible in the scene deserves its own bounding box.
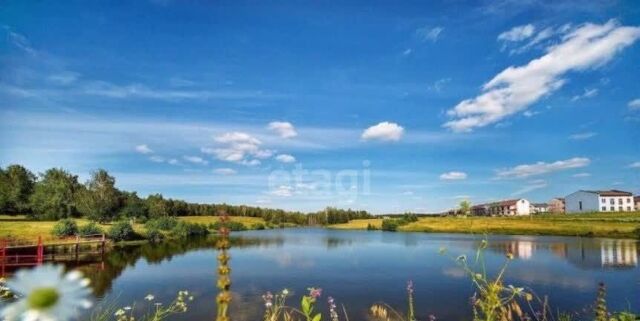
[7,229,640,320]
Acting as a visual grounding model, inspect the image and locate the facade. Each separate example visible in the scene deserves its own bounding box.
[565,190,634,213]
[548,198,565,213]
[635,196,640,211]
[472,199,530,216]
[531,203,549,214]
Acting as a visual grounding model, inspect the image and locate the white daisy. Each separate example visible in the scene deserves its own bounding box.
[144,294,155,301]
[1,265,92,321]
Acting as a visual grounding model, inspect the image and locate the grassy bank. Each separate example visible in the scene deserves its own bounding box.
[0,215,266,243]
[330,212,640,238]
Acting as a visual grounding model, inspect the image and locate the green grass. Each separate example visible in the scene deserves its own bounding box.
[330,212,640,238]
[0,215,266,244]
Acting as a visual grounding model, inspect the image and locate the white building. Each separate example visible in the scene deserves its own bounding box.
[531,203,549,214]
[472,199,531,216]
[565,190,634,213]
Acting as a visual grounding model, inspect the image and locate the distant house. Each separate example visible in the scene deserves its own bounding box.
[548,198,565,213]
[531,203,549,214]
[565,190,634,213]
[635,196,640,211]
[472,199,530,216]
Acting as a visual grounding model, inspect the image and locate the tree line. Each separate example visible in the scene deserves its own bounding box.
[0,164,372,224]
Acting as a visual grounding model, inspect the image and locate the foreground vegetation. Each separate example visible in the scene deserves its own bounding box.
[332,212,640,239]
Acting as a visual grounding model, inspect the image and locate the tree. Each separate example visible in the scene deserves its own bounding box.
[147,194,169,218]
[119,191,148,220]
[459,200,471,216]
[0,165,36,214]
[77,169,120,222]
[0,167,9,213]
[29,168,81,220]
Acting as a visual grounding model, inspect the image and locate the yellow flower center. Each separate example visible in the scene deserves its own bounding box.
[27,287,60,310]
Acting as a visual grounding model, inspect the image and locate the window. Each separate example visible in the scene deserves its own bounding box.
[601,206,606,211]
[610,198,615,205]
[618,206,623,211]
[610,206,615,211]
[627,198,631,203]
[618,198,623,205]
[627,206,632,211]
[579,201,583,210]
[601,198,606,203]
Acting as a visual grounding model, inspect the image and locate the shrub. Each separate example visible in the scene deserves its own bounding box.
[209,221,247,232]
[251,223,266,230]
[171,221,209,238]
[108,221,137,241]
[78,222,103,237]
[145,216,178,231]
[51,218,78,237]
[381,219,398,232]
[146,228,165,243]
[366,223,378,231]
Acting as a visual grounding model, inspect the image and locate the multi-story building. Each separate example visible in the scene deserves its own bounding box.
[565,190,634,213]
[471,199,531,216]
[531,203,549,214]
[548,198,565,213]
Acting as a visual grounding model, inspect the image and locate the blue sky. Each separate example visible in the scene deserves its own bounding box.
[1,0,639,213]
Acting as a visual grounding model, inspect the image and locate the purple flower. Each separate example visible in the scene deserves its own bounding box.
[429,314,437,321]
[327,296,336,309]
[407,280,414,294]
[309,288,322,299]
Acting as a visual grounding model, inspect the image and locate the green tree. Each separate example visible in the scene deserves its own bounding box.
[0,167,9,213]
[0,165,36,214]
[77,169,120,222]
[29,168,81,220]
[119,191,148,220]
[459,200,472,216]
[147,194,169,218]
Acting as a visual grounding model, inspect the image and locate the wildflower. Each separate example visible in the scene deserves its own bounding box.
[407,280,414,294]
[262,291,274,308]
[0,265,92,321]
[123,306,132,310]
[429,314,437,321]
[308,288,322,299]
[145,294,155,301]
[282,289,289,296]
[506,252,514,260]
[328,296,339,321]
[115,309,126,317]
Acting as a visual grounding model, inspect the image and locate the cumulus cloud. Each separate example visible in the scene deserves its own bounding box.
[628,161,640,169]
[496,157,590,179]
[183,155,208,165]
[628,99,640,110]
[568,132,597,140]
[361,122,404,141]
[275,154,296,163]
[498,24,535,42]
[213,168,237,175]
[135,144,153,154]
[445,20,640,132]
[416,26,444,42]
[168,158,179,165]
[203,131,271,166]
[270,185,293,197]
[439,171,468,180]
[268,121,298,138]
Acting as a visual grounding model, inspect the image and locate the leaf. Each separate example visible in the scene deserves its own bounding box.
[312,313,322,321]
[301,296,311,315]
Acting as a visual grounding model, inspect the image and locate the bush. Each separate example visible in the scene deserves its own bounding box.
[381,219,399,232]
[78,222,103,237]
[145,216,178,231]
[108,221,137,241]
[251,223,266,230]
[366,223,378,231]
[209,221,247,232]
[146,228,165,243]
[51,219,78,237]
[171,221,209,238]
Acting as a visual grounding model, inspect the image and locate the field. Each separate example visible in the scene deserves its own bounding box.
[0,215,266,244]
[330,212,640,238]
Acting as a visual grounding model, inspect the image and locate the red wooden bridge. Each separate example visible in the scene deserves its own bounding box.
[0,234,108,276]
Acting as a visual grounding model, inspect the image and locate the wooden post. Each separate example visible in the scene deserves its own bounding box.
[75,235,79,262]
[37,236,43,264]
[0,239,6,277]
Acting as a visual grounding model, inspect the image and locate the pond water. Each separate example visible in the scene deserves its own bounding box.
[4,229,640,320]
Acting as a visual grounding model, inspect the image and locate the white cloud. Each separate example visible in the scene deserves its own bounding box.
[402,48,412,56]
[213,168,237,175]
[572,172,591,178]
[149,155,165,163]
[361,122,404,141]
[275,154,296,163]
[416,26,444,42]
[511,180,547,196]
[439,171,468,180]
[183,155,208,165]
[496,157,590,179]
[568,132,597,140]
[428,78,452,92]
[628,99,640,110]
[135,144,153,154]
[498,24,535,42]
[445,20,640,132]
[571,88,598,101]
[205,131,272,166]
[48,72,80,85]
[270,185,293,197]
[523,110,540,118]
[628,161,640,168]
[167,158,179,165]
[268,121,298,138]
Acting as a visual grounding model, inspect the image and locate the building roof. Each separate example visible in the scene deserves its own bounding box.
[582,189,632,197]
[532,203,548,207]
